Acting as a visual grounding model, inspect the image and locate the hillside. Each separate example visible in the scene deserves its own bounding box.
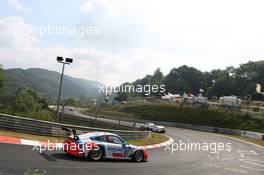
[0,68,102,102]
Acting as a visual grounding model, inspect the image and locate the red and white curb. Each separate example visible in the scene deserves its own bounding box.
[0,135,174,150]
[141,136,174,149]
[0,136,63,148]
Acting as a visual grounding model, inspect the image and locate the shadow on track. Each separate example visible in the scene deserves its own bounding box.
[50,153,145,163]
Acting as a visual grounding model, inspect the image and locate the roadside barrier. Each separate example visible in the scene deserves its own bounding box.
[241,131,264,140]
[83,113,263,141]
[0,113,150,140]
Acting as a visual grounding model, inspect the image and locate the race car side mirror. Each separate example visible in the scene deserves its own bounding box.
[122,141,128,146]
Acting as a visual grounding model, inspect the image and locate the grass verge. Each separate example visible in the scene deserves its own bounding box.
[0,108,55,122]
[128,133,169,146]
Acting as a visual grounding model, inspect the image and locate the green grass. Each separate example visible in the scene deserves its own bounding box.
[16,110,55,121]
[0,108,55,121]
[128,133,169,146]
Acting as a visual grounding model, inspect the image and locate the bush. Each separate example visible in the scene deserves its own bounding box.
[0,89,55,121]
[16,110,55,121]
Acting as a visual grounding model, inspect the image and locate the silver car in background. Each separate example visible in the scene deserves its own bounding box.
[140,123,166,133]
[152,125,166,133]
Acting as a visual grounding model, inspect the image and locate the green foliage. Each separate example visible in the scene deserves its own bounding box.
[0,88,55,121]
[152,68,164,85]
[16,110,55,121]
[0,65,3,88]
[114,92,129,101]
[12,89,48,113]
[206,61,264,98]
[116,68,164,98]
[120,61,264,99]
[119,104,264,132]
[207,76,239,97]
[163,65,203,94]
[78,95,86,107]
[63,97,78,106]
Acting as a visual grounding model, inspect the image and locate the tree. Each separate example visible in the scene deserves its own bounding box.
[207,76,239,97]
[79,95,86,107]
[234,61,264,96]
[114,92,129,101]
[63,97,77,106]
[129,68,165,97]
[114,82,131,101]
[152,68,163,84]
[163,65,203,94]
[12,89,46,114]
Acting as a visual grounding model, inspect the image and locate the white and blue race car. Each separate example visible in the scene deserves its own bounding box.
[62,128,148,162]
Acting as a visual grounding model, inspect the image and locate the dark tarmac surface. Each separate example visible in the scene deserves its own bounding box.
[0,127,264,175]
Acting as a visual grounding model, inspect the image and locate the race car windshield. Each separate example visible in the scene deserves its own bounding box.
[107,136,123,144]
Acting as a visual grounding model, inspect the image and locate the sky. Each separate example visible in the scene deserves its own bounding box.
[0,0,264,85]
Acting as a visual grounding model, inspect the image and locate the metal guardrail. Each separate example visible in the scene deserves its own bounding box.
[154,121,243,135]
[79,111,243,134]
[84,112,264,140]
[0,113,150,140]
[61,113,137,129]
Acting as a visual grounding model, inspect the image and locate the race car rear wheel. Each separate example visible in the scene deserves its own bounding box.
[89,147,103,161]
[133,150,144,162]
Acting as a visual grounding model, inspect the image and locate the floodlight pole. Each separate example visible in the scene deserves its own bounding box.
[55,57,73,123]
[56,62,66,122]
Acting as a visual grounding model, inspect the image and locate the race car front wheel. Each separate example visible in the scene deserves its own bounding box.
[133,150,144,162]
[89,148,103,161]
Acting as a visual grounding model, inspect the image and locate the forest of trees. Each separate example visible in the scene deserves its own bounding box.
[115,60,264,101]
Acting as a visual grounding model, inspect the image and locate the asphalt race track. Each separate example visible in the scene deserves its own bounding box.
[0,127,264,175]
